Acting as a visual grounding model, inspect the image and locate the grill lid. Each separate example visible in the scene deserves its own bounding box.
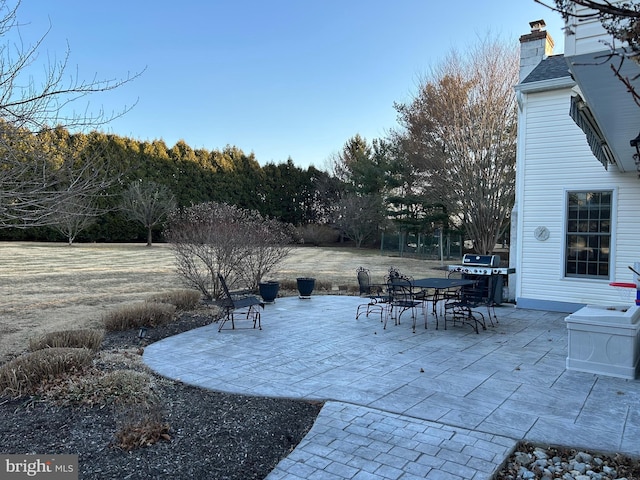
[462,254,501,267]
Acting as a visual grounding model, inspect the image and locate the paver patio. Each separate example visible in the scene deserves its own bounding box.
[143,295,640,479]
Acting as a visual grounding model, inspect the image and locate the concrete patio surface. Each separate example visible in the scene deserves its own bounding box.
[143,295,640,479]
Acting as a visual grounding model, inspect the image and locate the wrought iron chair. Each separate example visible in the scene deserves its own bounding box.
[443,274,500,334]
[216,274,264,332]
[411,280,440,330]
[420,270,462,329]
[384,269,421,333]
[355,267,388,321]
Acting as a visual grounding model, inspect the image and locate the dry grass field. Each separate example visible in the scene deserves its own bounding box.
[0,242,447,362]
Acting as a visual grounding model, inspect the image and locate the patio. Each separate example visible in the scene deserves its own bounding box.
[143,295,640,479]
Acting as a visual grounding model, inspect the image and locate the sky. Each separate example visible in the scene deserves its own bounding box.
[15,1,565,169]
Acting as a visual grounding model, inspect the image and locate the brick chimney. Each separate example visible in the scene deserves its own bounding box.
[519,19,555,82]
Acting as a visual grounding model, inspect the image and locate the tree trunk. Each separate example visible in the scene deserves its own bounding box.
[147,227,153,247]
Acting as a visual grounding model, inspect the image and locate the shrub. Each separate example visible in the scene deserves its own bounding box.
[29,329,104,352]
[278,279,297,292]
[146,289,201,311]
[279,279,332,293]
[114,405,170,451]
[103,302,176,332]
[164,201,294,298]
[97,349,146,371]
[39,368,157,407]
[314,280,332,292]
[0,347,94,397]
[297,223,340,246]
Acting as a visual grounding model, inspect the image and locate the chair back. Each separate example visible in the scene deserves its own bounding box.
[356,267,372,294]
[387,274,413,301]
[217,274,234,307]
[385,266,402,283]
[457,277,488,305]
[447,270,462,280]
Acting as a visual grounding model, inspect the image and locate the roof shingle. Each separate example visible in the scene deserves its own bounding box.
[522,54,570,83]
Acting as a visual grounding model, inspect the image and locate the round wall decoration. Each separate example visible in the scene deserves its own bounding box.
[534,226,550,241]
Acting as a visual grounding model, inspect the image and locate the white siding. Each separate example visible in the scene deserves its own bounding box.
[564,3,620,56]
[517,87,640,309]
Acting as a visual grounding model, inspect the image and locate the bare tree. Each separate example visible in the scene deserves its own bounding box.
[164,202,294,299]
[334,193,387,248]
[394,36,519,254]
[236,216,296,290]
[121,180,176,246]
[0,126,121,228]
[51,195,99,245]
[0,1,141,228]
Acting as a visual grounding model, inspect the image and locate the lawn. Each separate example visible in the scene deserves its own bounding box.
[0,242,446,361]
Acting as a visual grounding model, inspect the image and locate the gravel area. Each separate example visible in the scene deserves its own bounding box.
[495,442,640,480]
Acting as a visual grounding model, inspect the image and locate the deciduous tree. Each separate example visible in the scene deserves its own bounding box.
[0,1,140,228]
[51,195,99,245]
[334,193,387,248]
[0,124,117,229]
[121,180,176,246]
[395,36,518,254]
[164,202,294,299]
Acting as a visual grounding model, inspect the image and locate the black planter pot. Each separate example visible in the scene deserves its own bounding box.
[296,277,315,299]
[258,281,280,303]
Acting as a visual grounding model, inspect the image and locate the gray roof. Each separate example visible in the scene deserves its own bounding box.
[522,54,570,83]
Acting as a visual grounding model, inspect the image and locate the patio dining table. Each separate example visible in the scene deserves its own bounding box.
[411,277,476,290]
[410,277,476,327]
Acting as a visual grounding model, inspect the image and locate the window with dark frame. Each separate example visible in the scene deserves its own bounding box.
[565,191,611,278]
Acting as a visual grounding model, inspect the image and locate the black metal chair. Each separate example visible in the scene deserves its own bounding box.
[216,274,264,332]
[411,281,440,330]
[355,267,389,321]
[384,270,421,333]
[443,275,493,334]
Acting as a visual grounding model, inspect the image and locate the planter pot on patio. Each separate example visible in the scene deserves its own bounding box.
[296,277,315,299]
[565,305,640,379]
[258,281,279,304]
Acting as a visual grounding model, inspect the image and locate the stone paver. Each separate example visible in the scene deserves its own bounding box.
[143,295,640,479]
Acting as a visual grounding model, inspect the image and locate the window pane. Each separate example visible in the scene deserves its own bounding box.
[565,190,612,278]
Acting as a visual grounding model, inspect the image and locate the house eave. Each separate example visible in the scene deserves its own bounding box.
[515,76,575,94]
[565,50,640,174]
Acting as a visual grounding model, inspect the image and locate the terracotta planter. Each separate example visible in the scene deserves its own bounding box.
[296,277,315,299]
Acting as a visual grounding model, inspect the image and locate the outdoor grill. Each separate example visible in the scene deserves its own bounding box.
[447,254,515,304]
[448,254,514,276]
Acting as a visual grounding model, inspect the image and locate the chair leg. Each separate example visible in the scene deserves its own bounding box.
[396,306,417,333]
[218,306,262,331]
[424,304,428,330]
[412,306,417,333]
[250,306,262,330]
[486,303,497,327]
[383,304,391,329]
[444,305,483,334]
[218,307,231,332]
[357,301,384,321]
[368,302,384,322]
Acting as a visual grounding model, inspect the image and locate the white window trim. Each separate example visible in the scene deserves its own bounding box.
[561,187,617,282]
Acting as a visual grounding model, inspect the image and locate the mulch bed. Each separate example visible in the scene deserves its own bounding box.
[0,312,323,479]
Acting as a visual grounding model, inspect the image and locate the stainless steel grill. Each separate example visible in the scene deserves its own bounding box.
[447,254,515,305]
[448,254,515,276]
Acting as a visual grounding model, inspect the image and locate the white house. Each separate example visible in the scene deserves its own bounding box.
[512,8,640,313]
